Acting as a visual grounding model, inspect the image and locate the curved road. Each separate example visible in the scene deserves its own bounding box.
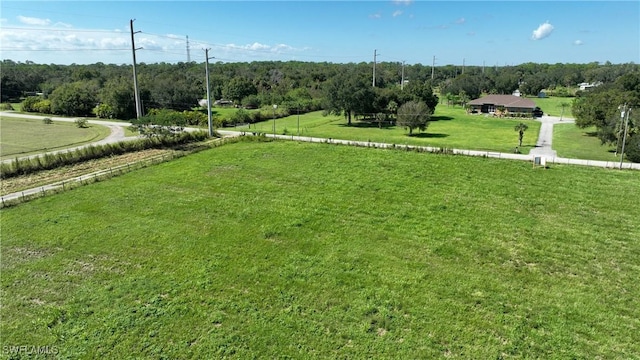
[0,112,138,163]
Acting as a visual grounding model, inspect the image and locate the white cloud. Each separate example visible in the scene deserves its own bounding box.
[369,13,382,19]
[574,40,583,46]
[531,21,554,40]
[17,15,51,26]
[392,0,414,5]
[392,10,403,17]
[455,17,465,24]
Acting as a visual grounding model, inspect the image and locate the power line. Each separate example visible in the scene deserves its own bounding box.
[0,48,129,52]
[1,27,124,34]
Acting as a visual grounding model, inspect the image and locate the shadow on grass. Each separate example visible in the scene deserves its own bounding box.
[430,115,454,121]
[408,133,449,138]
[338,121,395,129]
[585,131,598,137]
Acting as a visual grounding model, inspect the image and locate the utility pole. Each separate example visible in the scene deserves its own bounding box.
[401,60,405,90]
[619,104,631,169]
[431,56,436,80]
[372,49,377,87]
[130,19,143,120]
[204,48,214,137]
[462,58,465,75]
[186,35,191,62]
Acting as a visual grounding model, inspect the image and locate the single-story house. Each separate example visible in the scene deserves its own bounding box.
[468,95,536,115]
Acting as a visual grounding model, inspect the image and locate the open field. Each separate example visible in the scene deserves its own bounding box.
[2,140,639,358]
[249,107,541,154]
[529,96,575,119]
[0,117,110,160]
[553,123,622,162]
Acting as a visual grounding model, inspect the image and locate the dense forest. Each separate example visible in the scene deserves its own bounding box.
[1,59,639,159]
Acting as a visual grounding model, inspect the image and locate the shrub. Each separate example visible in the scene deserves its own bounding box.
[43,117,53,125]
[624,135,640,163]
[0,103,14,111]
[33,100,51,114]
[231,109,251,125]
[75,118,89,128]
[94,103,115,119]
[21,96,42,112]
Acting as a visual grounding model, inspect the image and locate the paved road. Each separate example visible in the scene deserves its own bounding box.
[529,115,575,158]
[1,112,139,163]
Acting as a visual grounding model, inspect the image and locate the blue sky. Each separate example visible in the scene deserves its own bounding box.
[1,1,638,66]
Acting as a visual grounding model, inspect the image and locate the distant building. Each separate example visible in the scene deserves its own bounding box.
[578,82,601,91]
[468,95,536,115]
[512,89,521,97]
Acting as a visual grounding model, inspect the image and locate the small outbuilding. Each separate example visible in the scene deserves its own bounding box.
[468,95,537,116]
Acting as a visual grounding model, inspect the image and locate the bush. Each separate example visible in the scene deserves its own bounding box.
[75,118,89,128]
[43,117,53,125]
[231,109,251,125]
[33,99,51,114]
[624,135,640,163]
[94,103,115,119]
[0,103,14,111]
[21,96,42,112]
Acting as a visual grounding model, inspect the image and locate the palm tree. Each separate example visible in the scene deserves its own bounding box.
[514,122,529,147]
[560,102,569,121]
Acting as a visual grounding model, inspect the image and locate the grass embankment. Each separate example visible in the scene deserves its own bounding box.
[249,106,540,154]
[2,140,639,358]
[0,117,111,160]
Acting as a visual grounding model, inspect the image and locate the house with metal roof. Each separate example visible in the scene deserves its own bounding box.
[468,95,537,116]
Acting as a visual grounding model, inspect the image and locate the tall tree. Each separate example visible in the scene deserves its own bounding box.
[573,73,640,147]
[49,80,99,116]
[323,67,369,125]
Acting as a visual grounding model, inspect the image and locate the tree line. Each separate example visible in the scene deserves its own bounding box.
[1,59,638,160]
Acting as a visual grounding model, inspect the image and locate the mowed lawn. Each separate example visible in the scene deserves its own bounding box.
[2,140,639,358]
[0,117,110,159]
[530,96,575,119]
[553,123,621,162]
[249,106,541,154]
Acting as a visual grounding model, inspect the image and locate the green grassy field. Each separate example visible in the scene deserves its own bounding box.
[2,140,639,358]
[553,123,623,162]
[249,106,541,154]
[530,96,575,119]
[0,117,111,160]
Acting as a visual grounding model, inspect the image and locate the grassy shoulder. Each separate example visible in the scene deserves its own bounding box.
[2,140,639,358]
[553,123,622,161]
[248,106,541,154]
[0,117,111,160]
